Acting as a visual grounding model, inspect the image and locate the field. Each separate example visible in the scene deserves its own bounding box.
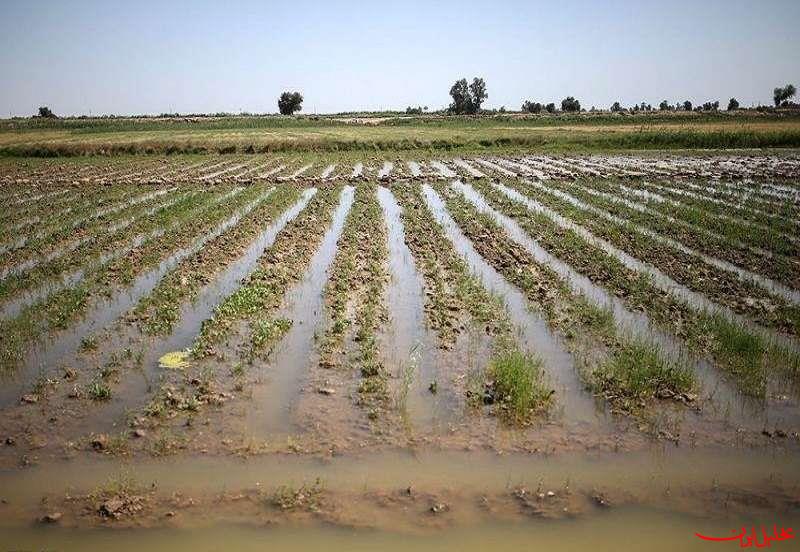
[3,111,800,155]
[1,136,800,548]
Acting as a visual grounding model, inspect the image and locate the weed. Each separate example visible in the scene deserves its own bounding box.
[488,350,553,421]
[87,379,112,401]
[594,339,695,409]
[268,478,324,511]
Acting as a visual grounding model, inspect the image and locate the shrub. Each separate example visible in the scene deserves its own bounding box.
[727,97,740,111]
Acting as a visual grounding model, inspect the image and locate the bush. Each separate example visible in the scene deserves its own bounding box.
[727,97,740,111]
[683,100,693,111]
[277,91,303,115]
[610,101,622,112]
[545,103,556,113]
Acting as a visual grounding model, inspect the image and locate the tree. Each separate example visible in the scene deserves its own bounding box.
[521,100,543,113]
[37,106,56,118]
[561,96,581,112]
[405,106,424,115]
[448,79,472,114]
[683,100,692,111]
[469,78,488,112]
[545,103,556,113]
[277,91,303,115]
[774,84,797,107]
[727,98,740,111]
[448,77,488,114]
[659,100,670,111]
[610,101,622,112]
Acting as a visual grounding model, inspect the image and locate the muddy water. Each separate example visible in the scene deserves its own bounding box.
[320,164,337,180]
[377,187,454,428]
[429,161,456,179]
[2,447,799,550]
[474,158,516,177]
[572,183,800,276]
[407,161,423,177]
[641,180,798,230]
[257,163,286,179]
[378,162,394,179]
[495,181,800,355]
[1,187,177,259]
[244,187,355,437]
[452,181,758,427]
[0,192,196,314]
[0,189,250,408]
[88,189,318,426]
[422,185,604,428]
[280,164,313,181]
[10,511,800,552]
[452,158,486,178]
[350,163,364,179]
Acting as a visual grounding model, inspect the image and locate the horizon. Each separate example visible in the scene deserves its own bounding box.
[1,0,799,117]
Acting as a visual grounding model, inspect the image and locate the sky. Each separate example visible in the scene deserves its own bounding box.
[1,0,798,116]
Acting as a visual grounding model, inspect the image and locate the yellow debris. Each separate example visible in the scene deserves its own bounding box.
[158,350,191,370]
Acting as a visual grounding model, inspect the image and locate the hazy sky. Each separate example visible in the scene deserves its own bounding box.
[1,0,798,116]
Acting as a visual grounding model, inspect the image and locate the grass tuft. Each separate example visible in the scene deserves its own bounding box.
[489,350,553,421]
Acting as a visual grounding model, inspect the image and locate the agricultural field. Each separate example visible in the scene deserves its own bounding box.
[2,111,800,156]
[1,149,800,548]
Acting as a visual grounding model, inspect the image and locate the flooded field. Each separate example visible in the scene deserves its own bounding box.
[1,152,799,550]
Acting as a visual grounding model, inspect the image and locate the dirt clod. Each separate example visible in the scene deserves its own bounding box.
[39,512,62,523]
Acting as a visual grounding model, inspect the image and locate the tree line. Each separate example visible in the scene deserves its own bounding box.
[32,82,798,119]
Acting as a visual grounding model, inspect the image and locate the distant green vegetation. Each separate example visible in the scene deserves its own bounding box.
[1,111,799,157]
